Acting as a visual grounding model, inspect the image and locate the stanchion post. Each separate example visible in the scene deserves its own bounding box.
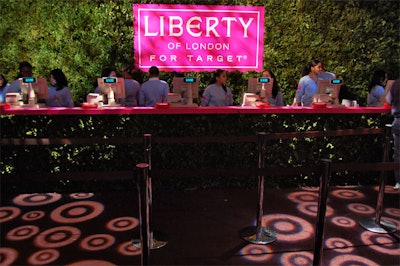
[142,133,168,249]
[240,132,277,245]
[359,124,397,234]
[137,163,150,266]
[375,124,392,223]
[313,159,332,266]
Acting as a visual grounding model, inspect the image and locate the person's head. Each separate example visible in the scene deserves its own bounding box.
[368,69,387,92]
[262,69,276,79]
[0,73,8,89]
[101,67,117,78]
[18,61,33,78]
[262,69,280,98]
[149,66,160,77]
[50,69,68,90]
[301,59,322,77]
[211,69,227,86]
[122,63,134,78]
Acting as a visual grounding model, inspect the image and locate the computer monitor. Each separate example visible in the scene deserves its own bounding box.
[316,79,342,104]
[19,77,49,99]
[247,77,273,98]
[97,77,126,103]
[171,77,199,105]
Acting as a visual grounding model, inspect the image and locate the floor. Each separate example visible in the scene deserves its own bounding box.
[1,184,399,265]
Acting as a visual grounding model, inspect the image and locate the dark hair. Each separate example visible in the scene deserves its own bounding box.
[50,68,68,91]
[210,69,227,92]
[264,69,280,99]
[368,69,387,93]
[149,66,159,77]
[19,61,32,71]
[17,61,33,78]
[0,73,8,90]
[101,67,116,77]
[301,59,321,76]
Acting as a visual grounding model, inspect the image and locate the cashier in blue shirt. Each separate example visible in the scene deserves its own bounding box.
[138,66,169,107]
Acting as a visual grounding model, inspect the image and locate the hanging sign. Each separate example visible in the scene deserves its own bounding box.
[133,4,264,72]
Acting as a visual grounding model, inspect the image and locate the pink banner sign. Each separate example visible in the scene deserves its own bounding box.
[133,4,264,72]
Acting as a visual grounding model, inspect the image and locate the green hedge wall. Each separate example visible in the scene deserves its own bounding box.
[1,113,393,192]
[1,0,399,106]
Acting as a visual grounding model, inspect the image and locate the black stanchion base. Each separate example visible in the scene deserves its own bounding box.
[131,230,168,249]
[359,217,397,234]
[240,226,277,245]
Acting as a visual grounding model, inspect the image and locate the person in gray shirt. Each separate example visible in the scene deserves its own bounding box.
[201,69,233,106]
[8,61,33,93]
[139,66,169,107]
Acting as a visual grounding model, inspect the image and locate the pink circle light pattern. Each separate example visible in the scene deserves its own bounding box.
[361,231,400,256]
[325,237,354,253]
[50,201,104,223]
[287,191,318,203]
[329,254,379,266]
[13,193,62,206]
[34,226,81,249]
[106,217,139,232]
[27,249,60,265]
[239,244,273,262]
[297,202,334,217]
[69,193,94,200]
[384,207,400,218]
[0,247,19,266]
[330,216,357,228]
[261,214,314,242]
[117,241,141,256]
[80,234,116,251]
[347,203,375,214]
[280,251,313,266]
[373,185,400,194]
[22,211,45,221]
[6,225,40,241]
[66,260,116,266]
[330,189,364,199]
[0,207,21,223]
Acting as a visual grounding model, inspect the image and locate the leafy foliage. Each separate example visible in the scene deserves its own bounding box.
[1,0,399,106]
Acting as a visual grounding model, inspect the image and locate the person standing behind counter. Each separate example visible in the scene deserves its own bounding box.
[294,59,322,107]
[201,69,233,106]
[261,69,284,106]
[121,63,141,107]
[367,69,387,106]
[139,66,169,107]
[0,73,10,102]
[385,78,400,189]
[8,61,33,94]
[46,68,74,107]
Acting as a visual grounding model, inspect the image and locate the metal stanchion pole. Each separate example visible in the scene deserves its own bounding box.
[240,132,277,245]
[359,124,397,233]
[143,134,168,249]
[132,135,167,251]
[313,159,332,266]
[137,163,150,266]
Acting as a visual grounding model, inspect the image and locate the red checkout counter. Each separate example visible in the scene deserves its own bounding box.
[0,105,392,115]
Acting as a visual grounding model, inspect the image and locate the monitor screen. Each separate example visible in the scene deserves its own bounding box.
[19,77,49,99]
[247,77,273,98]
[97,77,126,100]
[171,77,199,99]
[316,79,342,103]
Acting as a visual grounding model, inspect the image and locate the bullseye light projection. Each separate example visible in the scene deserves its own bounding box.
[1,192,141,265]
